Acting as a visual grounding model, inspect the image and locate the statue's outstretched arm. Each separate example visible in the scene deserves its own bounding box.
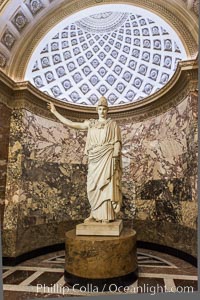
[47,102,88,130]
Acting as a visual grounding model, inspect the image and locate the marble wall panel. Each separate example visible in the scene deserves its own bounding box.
[120,93,198,231]
[3,110,24,231]
[0,103,11,230]
[21,110,87,165]
[134,200,156,221]
[18,160,90,226]
[133,220,197,258]
[3,108,89,231]
[180,202,198,229]
[186,92,198,204]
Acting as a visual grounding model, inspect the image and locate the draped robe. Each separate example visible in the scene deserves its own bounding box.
[84,118,122,221]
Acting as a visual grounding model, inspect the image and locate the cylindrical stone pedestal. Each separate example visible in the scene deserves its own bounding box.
[64,228,137,290]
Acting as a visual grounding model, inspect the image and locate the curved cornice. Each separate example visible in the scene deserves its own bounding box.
[0,0,198,80]
[0,58,198,121]
[0,0,9,11]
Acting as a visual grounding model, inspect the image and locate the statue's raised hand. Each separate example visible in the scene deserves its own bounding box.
[47,102,56,114]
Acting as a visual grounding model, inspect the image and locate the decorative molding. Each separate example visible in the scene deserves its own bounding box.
[3,0,198,78]
[1,28,16,50]
[25,0,44,16]
[192,0,199,15]
[0,0,9,11]
[0,58,198,122]
[11,10,29,32]
[0,52,7,68]
[0,1,197,13]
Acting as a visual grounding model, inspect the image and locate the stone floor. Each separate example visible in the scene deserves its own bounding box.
[3,248,198,299]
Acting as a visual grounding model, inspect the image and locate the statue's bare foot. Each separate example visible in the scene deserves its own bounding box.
[84,215,95,223]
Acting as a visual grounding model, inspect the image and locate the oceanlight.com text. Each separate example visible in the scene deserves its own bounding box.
[36,283,195,295]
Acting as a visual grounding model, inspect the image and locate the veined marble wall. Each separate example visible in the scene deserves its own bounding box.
[2,110,90,256]
[2,92,198,257]
[120,92,197,227]
[0,103,11,231]
[119,92,198,256]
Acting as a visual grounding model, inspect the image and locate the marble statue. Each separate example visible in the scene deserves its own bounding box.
[47,97,122,223]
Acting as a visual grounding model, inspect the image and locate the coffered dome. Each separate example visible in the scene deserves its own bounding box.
[25,5,187,106]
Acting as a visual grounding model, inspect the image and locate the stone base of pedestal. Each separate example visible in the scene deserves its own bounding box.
[64,269,138,291]
[76,219,123,236]
[65,228,137,290]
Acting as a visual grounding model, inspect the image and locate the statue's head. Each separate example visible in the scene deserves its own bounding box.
[96,97,109,119]
[96,97,109,111]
